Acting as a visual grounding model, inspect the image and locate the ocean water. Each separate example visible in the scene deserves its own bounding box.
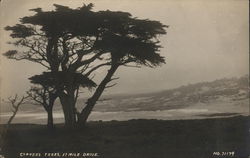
[0,99,248,124]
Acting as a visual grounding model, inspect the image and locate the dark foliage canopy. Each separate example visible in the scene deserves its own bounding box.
[5,3,167,68]
[29,72,96,89]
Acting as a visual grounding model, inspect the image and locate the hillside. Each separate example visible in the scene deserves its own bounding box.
[92,75,249,112]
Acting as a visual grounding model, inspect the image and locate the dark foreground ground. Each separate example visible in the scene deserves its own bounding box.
[0,116,249,158]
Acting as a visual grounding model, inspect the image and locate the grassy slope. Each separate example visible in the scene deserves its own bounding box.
[0,116,249,158]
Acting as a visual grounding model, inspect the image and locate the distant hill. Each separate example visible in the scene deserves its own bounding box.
[90,75,249,112]
[1,75,248,113]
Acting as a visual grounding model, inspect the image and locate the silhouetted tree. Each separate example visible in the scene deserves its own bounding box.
[5,95,29,127]
[0,95,28,152]
[4,4,167,128]
[26,86,57,129]
[29,71,96,127]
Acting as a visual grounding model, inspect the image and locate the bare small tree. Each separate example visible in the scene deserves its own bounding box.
[0,95,28,150]
[6,95,29,127]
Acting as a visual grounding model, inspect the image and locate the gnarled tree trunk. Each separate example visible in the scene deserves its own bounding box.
[46,92,57,129]
[59,92,77,128]
[47,106,54,129]
[78,64,119,125]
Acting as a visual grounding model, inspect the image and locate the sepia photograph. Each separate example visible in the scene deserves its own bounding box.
[0,0,249,158]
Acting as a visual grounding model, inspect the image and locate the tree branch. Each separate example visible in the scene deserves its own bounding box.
[123,64,141,68]
[85,62,111,76]
[69,51,104,71]
[105,83,117,89]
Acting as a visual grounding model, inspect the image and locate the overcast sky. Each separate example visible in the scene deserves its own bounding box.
[0,0,249,98]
